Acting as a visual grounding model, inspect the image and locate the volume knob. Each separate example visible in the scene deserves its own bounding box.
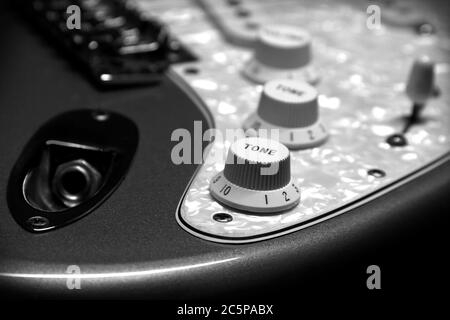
[243,24,319,84]
[243,79,328,149]
[210,137,300,213]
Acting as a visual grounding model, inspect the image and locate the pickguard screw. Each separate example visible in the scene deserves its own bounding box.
[367,169,386,178]
[416,22,436,36]
[27,216,50,229]
[227,0,242,6]
[184,67,199,75]
[386,133,408,147]
[236,7,251,18]
[213,213,233,223]
[92,110,110,121]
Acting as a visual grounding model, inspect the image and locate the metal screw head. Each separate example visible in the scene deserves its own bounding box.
[26,216,50,229]
[416,23,436,36]
[386,133,408,147]
[92,110,110,122]
[227,0,242,6]
[213,213,233,223]
[184,67,199,75]
[367,169,386,178]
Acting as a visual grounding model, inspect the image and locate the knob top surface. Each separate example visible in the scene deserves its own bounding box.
[264,78,317,104]
[224,137,291,191]
[254,24,311,69]
[257,79,319,128]
[210,137,300,212]
[259,24,310,49]
[229,137,290,164]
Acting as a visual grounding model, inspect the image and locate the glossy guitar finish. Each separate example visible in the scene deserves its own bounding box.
[0,0,449,298]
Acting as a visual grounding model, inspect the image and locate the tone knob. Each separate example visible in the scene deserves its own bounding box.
[243,79,328,149]
[242,24,319,84]
[210,137,300,213]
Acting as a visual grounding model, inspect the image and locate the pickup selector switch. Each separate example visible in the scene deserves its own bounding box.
[405,56,435,123]
[243,24,319,84]
[210,137,300,213]
[243,79,328,149]
[386,56,436,147]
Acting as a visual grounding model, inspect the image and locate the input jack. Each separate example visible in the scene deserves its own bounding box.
[52,159,102,207]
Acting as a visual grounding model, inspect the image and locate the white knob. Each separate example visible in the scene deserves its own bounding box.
[255,25,311,69]
[243,79,328,149]
[210,137,300,213]
[243,24,319,84]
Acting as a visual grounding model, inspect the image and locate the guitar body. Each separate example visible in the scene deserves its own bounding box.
[0,0,448,299]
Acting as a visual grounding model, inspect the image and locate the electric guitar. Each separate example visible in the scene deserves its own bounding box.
[0,0,449,298]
